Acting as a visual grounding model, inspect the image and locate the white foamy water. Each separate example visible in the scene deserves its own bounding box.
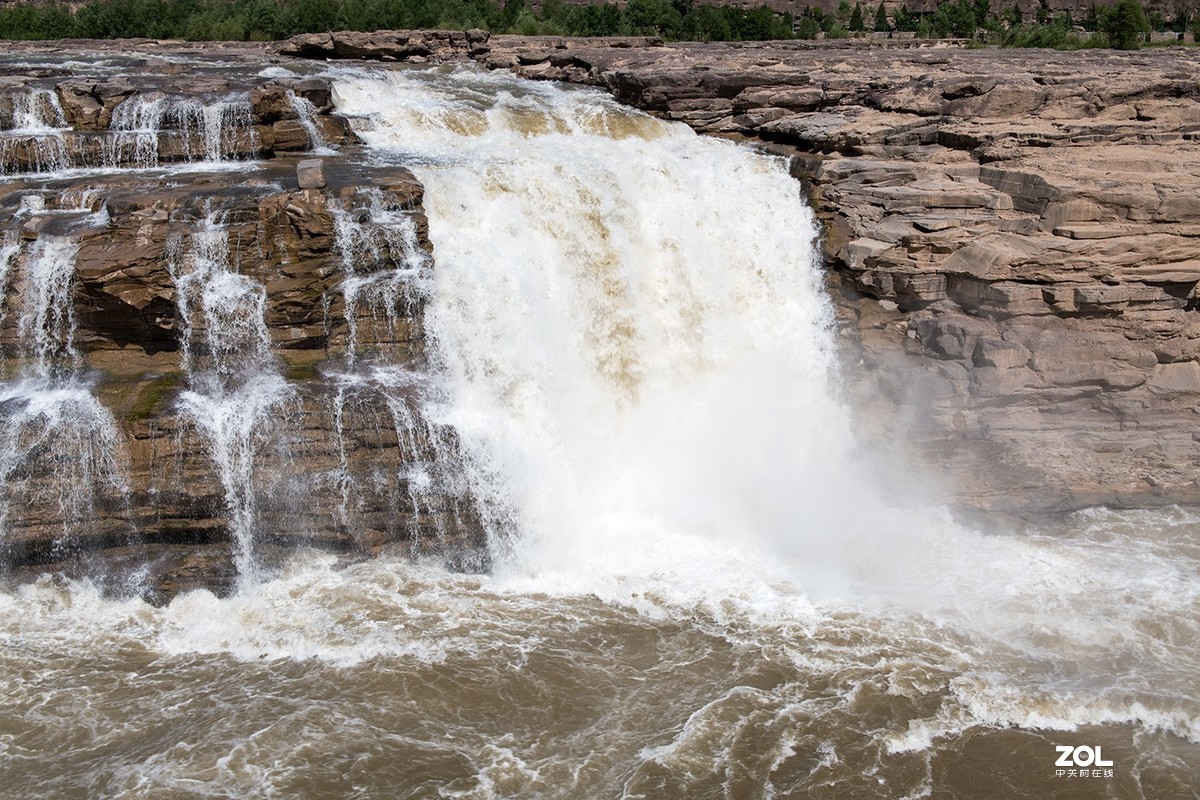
[0,223,129,551]
[0,65,1196,800]
[330,187,431,365]
[287,89,334,155]
[0,88,69,174]
[171,215,294,587]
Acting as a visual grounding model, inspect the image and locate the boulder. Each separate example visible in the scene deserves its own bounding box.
[296,158,326,189]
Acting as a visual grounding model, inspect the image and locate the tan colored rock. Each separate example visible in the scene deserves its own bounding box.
[274,119,313,152]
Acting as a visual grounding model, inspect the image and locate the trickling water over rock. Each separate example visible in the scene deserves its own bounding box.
[0,50,482,600]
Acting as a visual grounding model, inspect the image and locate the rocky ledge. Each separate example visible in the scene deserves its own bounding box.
[288,32,1200,516]
[0,52,482,599]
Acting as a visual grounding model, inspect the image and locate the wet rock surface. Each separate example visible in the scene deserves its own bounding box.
[0,49,483,599]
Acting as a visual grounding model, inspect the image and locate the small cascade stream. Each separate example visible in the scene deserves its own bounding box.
[325,188,467,548]
[0,214,129,557]
[171,213,294,588]
[1,87,260,176]
[287,90,332,154]
[104,95,259,171]
[0,88,69,174]
[331,188,431,367]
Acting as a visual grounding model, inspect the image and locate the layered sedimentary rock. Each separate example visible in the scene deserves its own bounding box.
[0,56,481,599]
[289,32,1200,515]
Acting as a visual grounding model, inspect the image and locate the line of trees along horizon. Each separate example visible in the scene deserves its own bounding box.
[0,0,1187,49]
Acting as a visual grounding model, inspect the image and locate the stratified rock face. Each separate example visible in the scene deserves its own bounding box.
[287,33,1200,516]
[0,55,483,600]
[278,28,493,61]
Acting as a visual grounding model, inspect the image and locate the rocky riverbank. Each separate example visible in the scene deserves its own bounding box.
[281,31,1200,516]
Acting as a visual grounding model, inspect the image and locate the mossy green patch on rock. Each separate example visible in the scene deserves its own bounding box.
[283,359,320,382]
[127,373,184,425]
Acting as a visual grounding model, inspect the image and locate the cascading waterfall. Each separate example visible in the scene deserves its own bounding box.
[0,222,128,553]
[200,99,258,163]
[326,190,464,544]
[331,188,431,366]
[0,88,69,174]
[104,92,167,169]
[0,230,20,327]
[171,214,292,587]
[287,90,331,154]
[105,94,259,169]
[0,89,259,175]
[17,237,81,377]
[9,88,67,131]
[334,68,892,581]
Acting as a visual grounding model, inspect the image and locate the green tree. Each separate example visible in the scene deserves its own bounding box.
[930,0,977,35]
[1099,0,1148,47]
[874,0,890,29]
[893,4,917,30]
[796,12,821,36]
[973,0,990,25]
[849,1,865,29]
[622,0,662,34]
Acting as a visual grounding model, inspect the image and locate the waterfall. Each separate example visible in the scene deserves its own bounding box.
[17,237,82,377]
[9,88,67,131]
[0,222,128,553]
[201,99,258,162]
[172,214,292,587]
[325,188,464,546]
[0,231,20,328]
[105,92,168,169]
[331,188,431,366]
[0,88,68,174]
[104,95,260,169]
[287,90,332,154]
[332,68,901,586]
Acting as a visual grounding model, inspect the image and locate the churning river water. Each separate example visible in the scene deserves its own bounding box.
[1,64,1198,799]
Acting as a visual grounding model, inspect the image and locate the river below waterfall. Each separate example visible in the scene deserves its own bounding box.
[1,62,1198,799]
